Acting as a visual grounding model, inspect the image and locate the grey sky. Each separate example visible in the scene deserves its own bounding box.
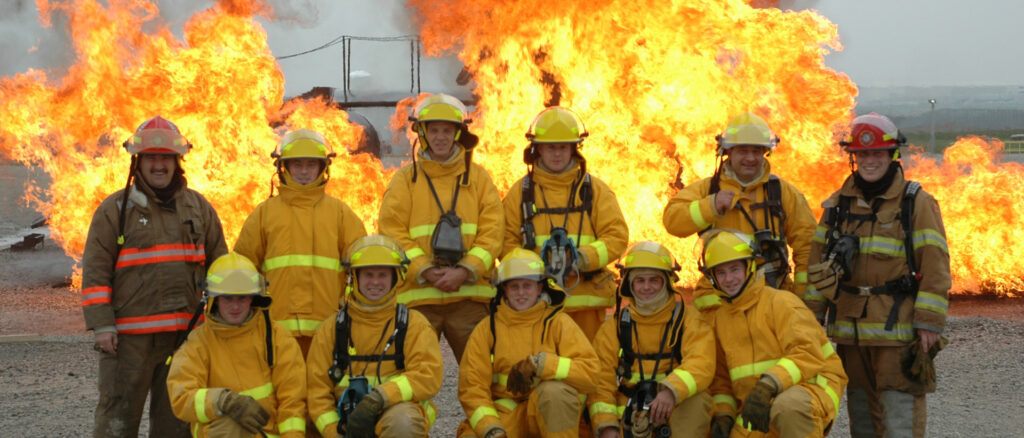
[2,0,1023,95]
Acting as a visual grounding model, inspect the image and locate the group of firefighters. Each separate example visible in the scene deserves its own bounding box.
[81,93,950,438]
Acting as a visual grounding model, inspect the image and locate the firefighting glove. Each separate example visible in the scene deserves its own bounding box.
[901,335,949,387]
[808,259,843,300]
[216,390,270,434]
[710,414,735,438]
[740,378,777,433]
[483,427,508,438]
[346,389,385,438]
[507,355,538,395]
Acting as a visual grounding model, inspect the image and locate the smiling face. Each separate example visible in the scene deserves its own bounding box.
[537,143,575,173]
[725,145,768,183]
[284,158,324,185]
[503,278,543,311]
[424,121,459,161]
[630,272,665,303]
[712,260,749,297]
[217,295,254,325]
[853,149,892,182]
[357,267,394,302]
[137,154,177,189]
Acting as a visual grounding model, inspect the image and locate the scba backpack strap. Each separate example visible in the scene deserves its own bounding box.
[520,172,594,250]
[329,304,410,383]
[615,302,684,394]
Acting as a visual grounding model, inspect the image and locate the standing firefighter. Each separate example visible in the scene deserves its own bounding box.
[378,93,504,363]
[166,253,307,437]
[663,112,816,306]
[458,248,599,438]
[697,230,847,438]
[805,113,950,438]
[502,106,629,340]
[306,235,443,438]
[234,128,367,355]
[589,242,715,438]
[82,115,227,437]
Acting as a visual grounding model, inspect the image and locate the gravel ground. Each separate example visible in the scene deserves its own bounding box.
[3,243,1024,436]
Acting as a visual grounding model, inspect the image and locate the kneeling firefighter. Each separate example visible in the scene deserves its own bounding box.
[696,230,847,438]
[457,248,599,438]
[167,253,307,437]
[589,242,716,438]
[306,235,444,438]
[378,93,504,364]
[501,106,629,341]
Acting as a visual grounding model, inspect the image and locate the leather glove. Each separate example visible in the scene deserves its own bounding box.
[740,378,776,433]
[710,414,735,438]
[507,356,537,395]
[902,336,949,386]
[216,390,270,434]
[808,259,843,300]
[346,389,385,438]
[483,427,508,438]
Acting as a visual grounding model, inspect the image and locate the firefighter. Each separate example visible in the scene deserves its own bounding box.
[696,229,847,438]
[805,113,950,438]
[82,116,227,437]
[378,93,504,363]
[458,248,600,438]
[234,128,367,356]
[166,253,307,437]
[502,106,629,341]
[589,241,715,438]
[305,235,442,438]
[663,112,816,307]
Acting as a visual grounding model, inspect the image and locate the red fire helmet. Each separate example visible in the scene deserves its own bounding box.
[842,112,905,152]
[122,116,192,155]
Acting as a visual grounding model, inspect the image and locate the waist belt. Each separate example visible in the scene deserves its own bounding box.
[839,275,918,331]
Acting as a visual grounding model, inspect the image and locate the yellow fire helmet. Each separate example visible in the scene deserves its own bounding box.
[715,112,778,155]
[204,253,271,310]
[493,248,566,306]
[408,93,479,149]
[616,241,681,298]
[696,229,757,293]
[523,106,589,165]
[343,234,409,305]
[271,129,336,186]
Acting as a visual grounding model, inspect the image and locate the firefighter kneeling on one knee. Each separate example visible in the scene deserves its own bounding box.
[697,230,847,438]
[589,241,716,438]
[458,248,599,438]
[306,235,443,438]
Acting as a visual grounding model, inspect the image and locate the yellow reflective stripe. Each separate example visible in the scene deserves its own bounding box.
[832,321,914,341]
[586,240,609,267]
[564,294,614,309]
[627,372,667,385]
[468,246,493,268]
[494,398,517,411]
[812,225,828,244]
[421,400,437,428]
[822,342,835,358]
[729,359,777,381]
[262,254,342,272]
[694,294,722,310]
[713,393,737,410]
[406,247,426,260]
[804,286,826,302]
[858,236,906,257]
[737,414,753,431]
[777,358,802,385]
[794,271,807,283]
[912,229,948,253]
[409,223,479,239]
[277,318,323,333]
[555,357,572,380]
[393,375,414,401]
[816,375,840,416]
[915,291,949,315]
[239,382,273,400]
[315,411,341,434]
[470,406,499,428]
[398,284,495,303]
[195,388,211,423]
[672,369,698,398]
[690,200,710,229]
[265,433,279,438]
[534,234,597,248]
[337,374,393,388]
[492,373,508,387]
[278,417,305,433]
[590,401,618,416]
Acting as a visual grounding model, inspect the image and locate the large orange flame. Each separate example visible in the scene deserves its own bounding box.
[1,0,1021,296]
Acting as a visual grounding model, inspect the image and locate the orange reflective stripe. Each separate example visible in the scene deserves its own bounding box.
[116,243,206,269]
[115,312,193,334]
[81,286,112,306]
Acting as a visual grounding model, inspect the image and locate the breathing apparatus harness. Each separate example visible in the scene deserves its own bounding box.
[822,180,921,331]
[422,168,467,267]
[519,162,594,289]
[328,303,410,434]
[616,302,683,438]
[487,279,564,385]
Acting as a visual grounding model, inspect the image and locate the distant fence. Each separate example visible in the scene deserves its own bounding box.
[1006,141,1024,154]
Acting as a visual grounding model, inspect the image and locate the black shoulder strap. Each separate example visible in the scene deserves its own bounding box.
[668,302,685,363]
[262,309,274,367]
[393,304,409,369]
[520,173,538,249]
[332,306,351,375]
[616,309,634,381]
[901,181,921,275]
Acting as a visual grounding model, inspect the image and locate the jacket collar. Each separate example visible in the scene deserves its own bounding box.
[277,181,326,206]
[533,160,582,188]
[839,169,907,201]
[721,160,771,190]
[418,146,467,179]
